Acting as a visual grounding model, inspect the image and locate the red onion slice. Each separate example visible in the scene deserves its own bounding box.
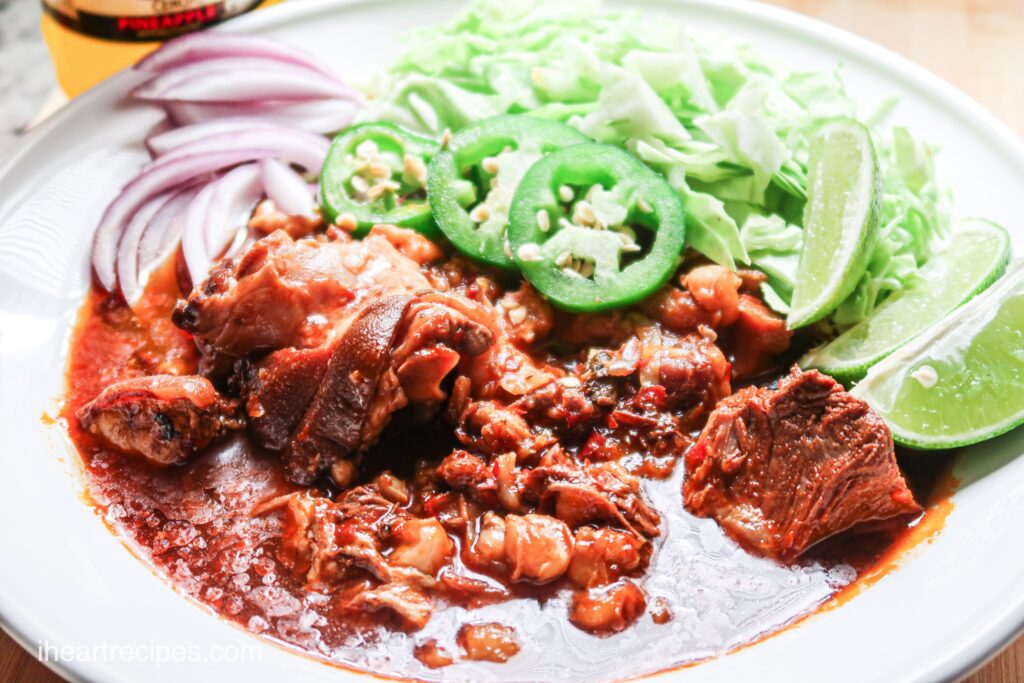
[204,163,264,255]
[181,164,263,286]
[181,185,216,290]
[137,184,202,275]
[164,98,361,134]
[260,158,316,216]
[92,147,277,292]
[135,31,336,77]
[132,57,360,103]
[148,126,329,175]
[116,190,176,307]
[146,118,286,157]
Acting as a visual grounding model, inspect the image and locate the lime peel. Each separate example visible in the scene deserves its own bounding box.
[851,258,1024,449]
[801,218,1011,381]
[787,118,880,329]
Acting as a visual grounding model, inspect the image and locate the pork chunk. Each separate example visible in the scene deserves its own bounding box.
[526,460,661,538]
[77,375,241,465]
[457,623,520,662]
[569,580,646,634]
[683,368,922,561]
[567,527,648,588]
[285,295,416,484]
[241,345,334,451]
[173,230,429,357]
[282,295,493,485]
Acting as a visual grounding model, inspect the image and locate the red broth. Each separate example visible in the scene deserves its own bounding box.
[61,265,954,682]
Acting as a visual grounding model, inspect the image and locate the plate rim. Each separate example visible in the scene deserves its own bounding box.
[1,1,1023,682]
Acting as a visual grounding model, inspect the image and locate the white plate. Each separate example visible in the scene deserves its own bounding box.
[2,1,1024,681]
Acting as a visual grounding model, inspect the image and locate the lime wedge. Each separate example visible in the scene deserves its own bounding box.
[787,119,880,329]
[802,219,1011,381]
[851,258,1024,449]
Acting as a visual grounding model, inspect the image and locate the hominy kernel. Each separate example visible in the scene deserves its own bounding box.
[508,306,528,324]
[698,324,718,342]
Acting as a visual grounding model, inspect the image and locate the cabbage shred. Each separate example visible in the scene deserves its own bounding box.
[363,0,951,328]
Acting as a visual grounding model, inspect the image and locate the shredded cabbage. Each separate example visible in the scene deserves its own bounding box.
[365,0,951,327]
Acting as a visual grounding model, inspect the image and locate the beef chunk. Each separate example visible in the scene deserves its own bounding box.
[77,375,241,465]
[683,368,922,561]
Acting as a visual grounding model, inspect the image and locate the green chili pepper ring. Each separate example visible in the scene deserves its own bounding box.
[320,122,440,236]
[508,143,686,312]
[427,115,589,269]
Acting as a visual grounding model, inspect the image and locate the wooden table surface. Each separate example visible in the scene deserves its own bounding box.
[2,1,1023,681]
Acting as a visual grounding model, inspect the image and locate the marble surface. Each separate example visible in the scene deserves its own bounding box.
[0,0,55,154]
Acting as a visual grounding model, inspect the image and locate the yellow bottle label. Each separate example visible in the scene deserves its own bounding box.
[41,0,278,97]
[42,0,262,41]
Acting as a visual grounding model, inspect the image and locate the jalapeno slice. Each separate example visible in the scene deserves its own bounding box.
[427,115,589,269]
[508,143,686,313]
[320,122,440,236]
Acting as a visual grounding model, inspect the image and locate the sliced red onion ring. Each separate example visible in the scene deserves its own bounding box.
[147,126,329,175]
[92,147,276,292]
[164,98,361,134]
[116,190,176,306]
[146,118,286,157]
[260,158,316,216]
[181,185,216,291]
[135,31,336,77]
[132,57,360,103]
[137,184,203,276]
[204,163,264,255]
[181,164,263,286]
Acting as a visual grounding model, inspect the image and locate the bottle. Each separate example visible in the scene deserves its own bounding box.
[40,0,281,97]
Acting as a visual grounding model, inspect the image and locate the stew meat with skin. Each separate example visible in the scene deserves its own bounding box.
[68,207,923,668]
